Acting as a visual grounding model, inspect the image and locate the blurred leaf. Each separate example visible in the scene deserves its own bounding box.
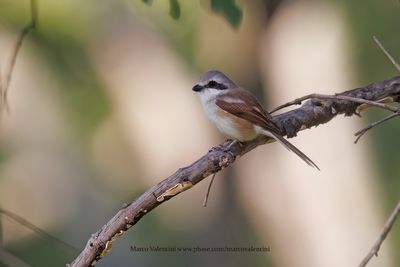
[142,0,153,5]
[169,0,181,19]
[211,0,243,28]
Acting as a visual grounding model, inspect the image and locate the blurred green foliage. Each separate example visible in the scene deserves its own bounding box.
[35,33,110,140]
[141,0,243,27]
[210,0,243,28]
[142,0,181,19]
[169,0,181,19]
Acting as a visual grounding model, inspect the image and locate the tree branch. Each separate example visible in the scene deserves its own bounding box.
[0,250,32,267]
[0,209,78,252]
[0,0,37,112]
[351,37,400,143]
[354,112,400,144]
[358,201,400,267]
[0,2,38,266]
[357,38,400,267]
[373,36,400,73]
[67,75,400,267]
[0,210,32,267]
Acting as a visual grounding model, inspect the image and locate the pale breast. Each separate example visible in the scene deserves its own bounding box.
[198,90,257,141]
[214,108,257,141]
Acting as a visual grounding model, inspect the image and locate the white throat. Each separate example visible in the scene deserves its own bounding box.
[197,88,225,123]
[197,88,224,106]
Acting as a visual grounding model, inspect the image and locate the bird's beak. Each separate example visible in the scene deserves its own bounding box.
[192,84,204,92]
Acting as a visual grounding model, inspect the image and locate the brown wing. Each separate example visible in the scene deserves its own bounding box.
[216,89,319,169]
[216,88,281,134]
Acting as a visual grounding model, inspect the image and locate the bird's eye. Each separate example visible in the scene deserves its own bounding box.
[208,81,217,87]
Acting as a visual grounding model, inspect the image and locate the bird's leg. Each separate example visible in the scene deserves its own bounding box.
[208,139,242,153]
[225,139,244,151]
[226,139,238,150]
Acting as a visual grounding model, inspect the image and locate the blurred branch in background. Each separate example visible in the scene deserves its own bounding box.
[0,250,31,267]
[0,210,31,267]
[0,208,78,266]
[0,0,36,114]
[373,36,400,73]
[357,36,400,267]
[0,209,78,252]
[359,201,400,267]
[68,75,400,267]
[0,1,37,266]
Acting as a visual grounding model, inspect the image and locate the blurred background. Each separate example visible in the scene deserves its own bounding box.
[0,0,399,266]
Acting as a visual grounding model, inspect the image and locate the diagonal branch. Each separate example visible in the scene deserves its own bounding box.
[0,212,3,248]
[67,75,400,267]
[351,37,400,144]
[0,0,37,112]
[0,210,32,267]
[269,93,399,114]
[354,112,400,144]
[358,201,400,267]
[0,209,78,252]
[373,36,400,73]
[0,250,32,267]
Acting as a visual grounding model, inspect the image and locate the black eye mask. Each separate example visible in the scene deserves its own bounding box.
[206,80,227,90]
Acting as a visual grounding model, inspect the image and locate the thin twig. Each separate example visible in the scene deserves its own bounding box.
[0,212,3,247]
[1,0,37,111]
[0,250,32,267]
[0,209,33,267]
[0,61,3,94]
[373,36,400,73]
[270,93,398,114]
[0,209,78,252]
[357,37,400,266]
[352,37,400,144]
[354,112,400,144]
[203,173,217,207]
[358,201,400,267]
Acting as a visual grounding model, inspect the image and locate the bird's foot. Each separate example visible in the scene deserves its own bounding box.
[208,139,242,154]
[226,139,239,150]
[225,139,245,152]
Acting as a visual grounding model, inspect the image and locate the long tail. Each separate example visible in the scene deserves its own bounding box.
[261,129,320,170]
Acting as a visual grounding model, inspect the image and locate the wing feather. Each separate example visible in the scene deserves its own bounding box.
[215,88,319,170]
[215,88,281,134]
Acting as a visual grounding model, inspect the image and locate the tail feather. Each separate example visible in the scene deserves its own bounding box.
[261,130,320,170]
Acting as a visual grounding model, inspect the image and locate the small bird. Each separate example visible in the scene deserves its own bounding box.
[192,70,319,170]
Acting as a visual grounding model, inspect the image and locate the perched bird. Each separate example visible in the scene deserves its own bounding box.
[192,70,319,170]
